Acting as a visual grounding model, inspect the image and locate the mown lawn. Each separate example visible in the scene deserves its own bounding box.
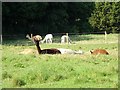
[2,34,118,88]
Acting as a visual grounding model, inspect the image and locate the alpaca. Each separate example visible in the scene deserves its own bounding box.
[90,49,109,55]
[26,34,42,44]
[61,35,72,43]
[26,34,33,42]
[41,34,53,43]
[33,35,83,55]
[33,36,61,54]
[57,48,83,54]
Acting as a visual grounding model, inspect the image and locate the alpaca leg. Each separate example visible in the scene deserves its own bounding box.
[51,39,52,43]
[50,39,52,43]
[46,39,47,43]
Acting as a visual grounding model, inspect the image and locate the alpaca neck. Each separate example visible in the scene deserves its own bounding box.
[36,41,41,54]
[42,37,46,43]
[26,35,33,41]
[28,37,32,40]
[26,35,35,43]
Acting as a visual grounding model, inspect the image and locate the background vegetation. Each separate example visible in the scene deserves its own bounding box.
[89,2,120,33]
[2,2,120,35]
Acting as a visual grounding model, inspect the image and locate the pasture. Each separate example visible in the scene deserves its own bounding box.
[2,34,118,88]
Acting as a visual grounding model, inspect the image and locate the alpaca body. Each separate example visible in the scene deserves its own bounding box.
[39,48,61,54]
[57,48,83,54]
[42,34,53,43]
[57,48,74,54]
[35,40,61,54]
[61,35,72,43]
[90,49,109,55]
[74,50,84,54]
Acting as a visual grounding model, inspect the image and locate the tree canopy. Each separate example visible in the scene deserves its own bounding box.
[89,2,120,33]
[2,2,119,35]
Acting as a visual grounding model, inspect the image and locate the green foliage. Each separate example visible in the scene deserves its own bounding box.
[2,2,94,35]
[89,2,120,33]
[3,2,120,34]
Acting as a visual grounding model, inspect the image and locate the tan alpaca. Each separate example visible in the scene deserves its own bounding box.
[90,49,109,55]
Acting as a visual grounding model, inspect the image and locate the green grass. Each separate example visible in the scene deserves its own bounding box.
[2,34,118,88]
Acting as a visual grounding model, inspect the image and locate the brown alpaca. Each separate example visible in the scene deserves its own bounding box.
[90,49,109,55]
[33,36,61,54]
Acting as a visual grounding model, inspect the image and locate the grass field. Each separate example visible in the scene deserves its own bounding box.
[2,34,118,88]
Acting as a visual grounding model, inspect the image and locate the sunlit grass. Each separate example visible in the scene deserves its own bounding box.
[2,34,118,88]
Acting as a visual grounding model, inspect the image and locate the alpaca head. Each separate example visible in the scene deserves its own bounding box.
[33,35,42,43]
[26,34,31,39]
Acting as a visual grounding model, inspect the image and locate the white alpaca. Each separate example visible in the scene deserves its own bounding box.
[61,35,72,43]
[57,48,83,54]
[41,34,53,43]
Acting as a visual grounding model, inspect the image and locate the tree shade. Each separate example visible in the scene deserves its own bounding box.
[2,2,119,35]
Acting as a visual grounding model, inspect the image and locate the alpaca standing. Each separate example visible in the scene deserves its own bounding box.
[90,49,109,55]
[61,35,72,43]
[41,34,53,43]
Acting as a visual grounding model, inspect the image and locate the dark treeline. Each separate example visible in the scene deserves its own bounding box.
[2,2,120,35]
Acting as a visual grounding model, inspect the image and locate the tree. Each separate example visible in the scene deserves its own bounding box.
[67,2,94,33]
[2,2,95,35]
[89,2,120,33]
[2,2,48,35]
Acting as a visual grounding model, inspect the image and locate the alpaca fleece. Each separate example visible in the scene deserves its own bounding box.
[90,49,109,55]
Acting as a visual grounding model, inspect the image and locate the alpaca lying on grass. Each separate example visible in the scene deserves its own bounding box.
[33,35,61,54]
[33,35,83,54]
[90,49,109,55]
[25,35,108,55]
[57,48,83,54]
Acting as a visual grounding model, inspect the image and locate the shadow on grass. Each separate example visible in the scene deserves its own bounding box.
[69,35,94,42]
[53,34,94,43]
[2,38,34,46]
[2,34,94,46]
